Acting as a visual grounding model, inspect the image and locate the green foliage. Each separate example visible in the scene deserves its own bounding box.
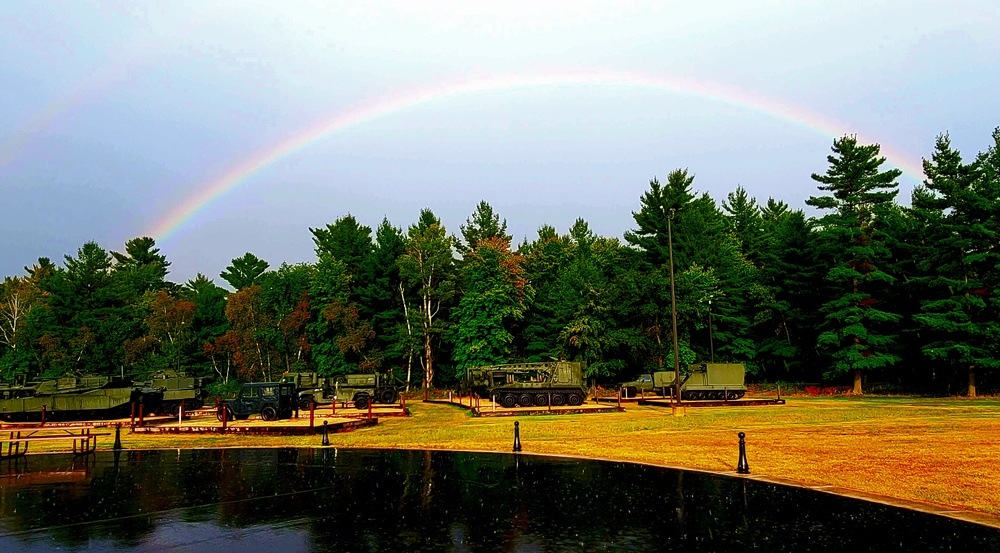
[450,238,530,376]
[220,252,269,291]
[807,136,903,386]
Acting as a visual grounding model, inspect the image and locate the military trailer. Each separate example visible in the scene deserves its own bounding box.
[0,374,161,422]
[618,363,746,400]
[466,361,588,408]
[217,382,296,421]
[143,370,205,415]
[280,371,399,410]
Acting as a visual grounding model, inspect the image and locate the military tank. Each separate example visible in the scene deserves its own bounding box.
[142,370,205,415]
[0,374,162,422]
[465,361,588,408]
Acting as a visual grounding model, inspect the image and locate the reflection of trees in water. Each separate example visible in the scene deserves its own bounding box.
[1,449,999,551]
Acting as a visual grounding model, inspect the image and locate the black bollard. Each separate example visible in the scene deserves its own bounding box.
[513,421,522,452]
[322,420,330,446]
[737,431,750,474]
[113,423,123,451]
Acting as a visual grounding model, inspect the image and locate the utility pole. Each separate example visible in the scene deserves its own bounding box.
[667,208,681,405]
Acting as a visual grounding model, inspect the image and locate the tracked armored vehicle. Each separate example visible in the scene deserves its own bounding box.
[0,374,162,422]
[142,370,205,415]
[466,361,588,408]
[281,371,400,410]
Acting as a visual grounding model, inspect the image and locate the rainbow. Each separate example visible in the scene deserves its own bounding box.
[146,69,926,241]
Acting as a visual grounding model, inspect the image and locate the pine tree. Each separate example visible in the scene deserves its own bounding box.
[911,133,1000,396]
[807,136,902,393]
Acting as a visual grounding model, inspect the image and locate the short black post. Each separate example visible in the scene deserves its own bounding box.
[737,431,750,474]
[513,421,522,452]
[113,423,123,451]
[321,420,330,446]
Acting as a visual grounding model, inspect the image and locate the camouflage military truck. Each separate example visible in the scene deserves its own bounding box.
[466,361,588,408]
[143,370,205,415]
[618,363,746,400]
[281,371,400,410]
[0,374,161,422]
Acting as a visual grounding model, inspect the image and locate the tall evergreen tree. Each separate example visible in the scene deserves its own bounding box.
[458,200,511,255]
[910,133,1000,396]
[220,253,269,290]
[807,135,902,393]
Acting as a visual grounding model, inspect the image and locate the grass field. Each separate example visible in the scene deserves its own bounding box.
[13,396,1000,524]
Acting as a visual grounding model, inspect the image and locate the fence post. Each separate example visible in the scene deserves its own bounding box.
[310,401,315,428]
[321,420,330,446]
[113,423,123,450]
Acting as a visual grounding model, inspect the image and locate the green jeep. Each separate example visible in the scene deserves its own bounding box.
[217,382,296,422]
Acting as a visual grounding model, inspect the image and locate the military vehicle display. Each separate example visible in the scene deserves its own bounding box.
[280,371,400,410]
[217,382,296,421]
[142,370,205,415]
[0,374,162,422]
[617,362,746,400]
[465,361,588,408]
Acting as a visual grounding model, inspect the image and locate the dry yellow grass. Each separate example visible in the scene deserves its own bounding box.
[15,396,1000,522]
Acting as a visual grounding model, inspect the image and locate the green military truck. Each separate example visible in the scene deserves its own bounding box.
[280,371,400,410]
[617,362,746,400]
[466,361,588,408]
[217,382,296,421]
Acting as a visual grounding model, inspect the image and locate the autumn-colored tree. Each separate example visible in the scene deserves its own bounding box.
[224,286,277,381]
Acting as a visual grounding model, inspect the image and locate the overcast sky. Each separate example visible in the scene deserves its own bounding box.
[2,1,998,283]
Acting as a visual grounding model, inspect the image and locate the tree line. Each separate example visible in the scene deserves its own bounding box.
[2,130,998,396]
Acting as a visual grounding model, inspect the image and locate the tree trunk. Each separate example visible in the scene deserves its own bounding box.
[424,333,434,388]
[968,365,976,398]
[853,369,863,395]
[400,283,414,392]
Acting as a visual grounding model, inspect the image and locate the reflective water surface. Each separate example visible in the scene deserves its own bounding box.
[1,448,997,552]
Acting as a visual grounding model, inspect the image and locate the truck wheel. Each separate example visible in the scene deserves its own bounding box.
[534,394,548,406]
[354,396,369,410]
[517,394,533,407]
[298,396,315,411]
[379,388,398,404]
[216,405,233,422]
[500,394,517,408]
[550,393,565,406]
[261,405,278,421]
[567,393,583,406]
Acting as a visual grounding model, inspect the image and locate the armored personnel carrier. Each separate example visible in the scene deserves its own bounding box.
[0,374,162,422]
[466,361,588,408]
